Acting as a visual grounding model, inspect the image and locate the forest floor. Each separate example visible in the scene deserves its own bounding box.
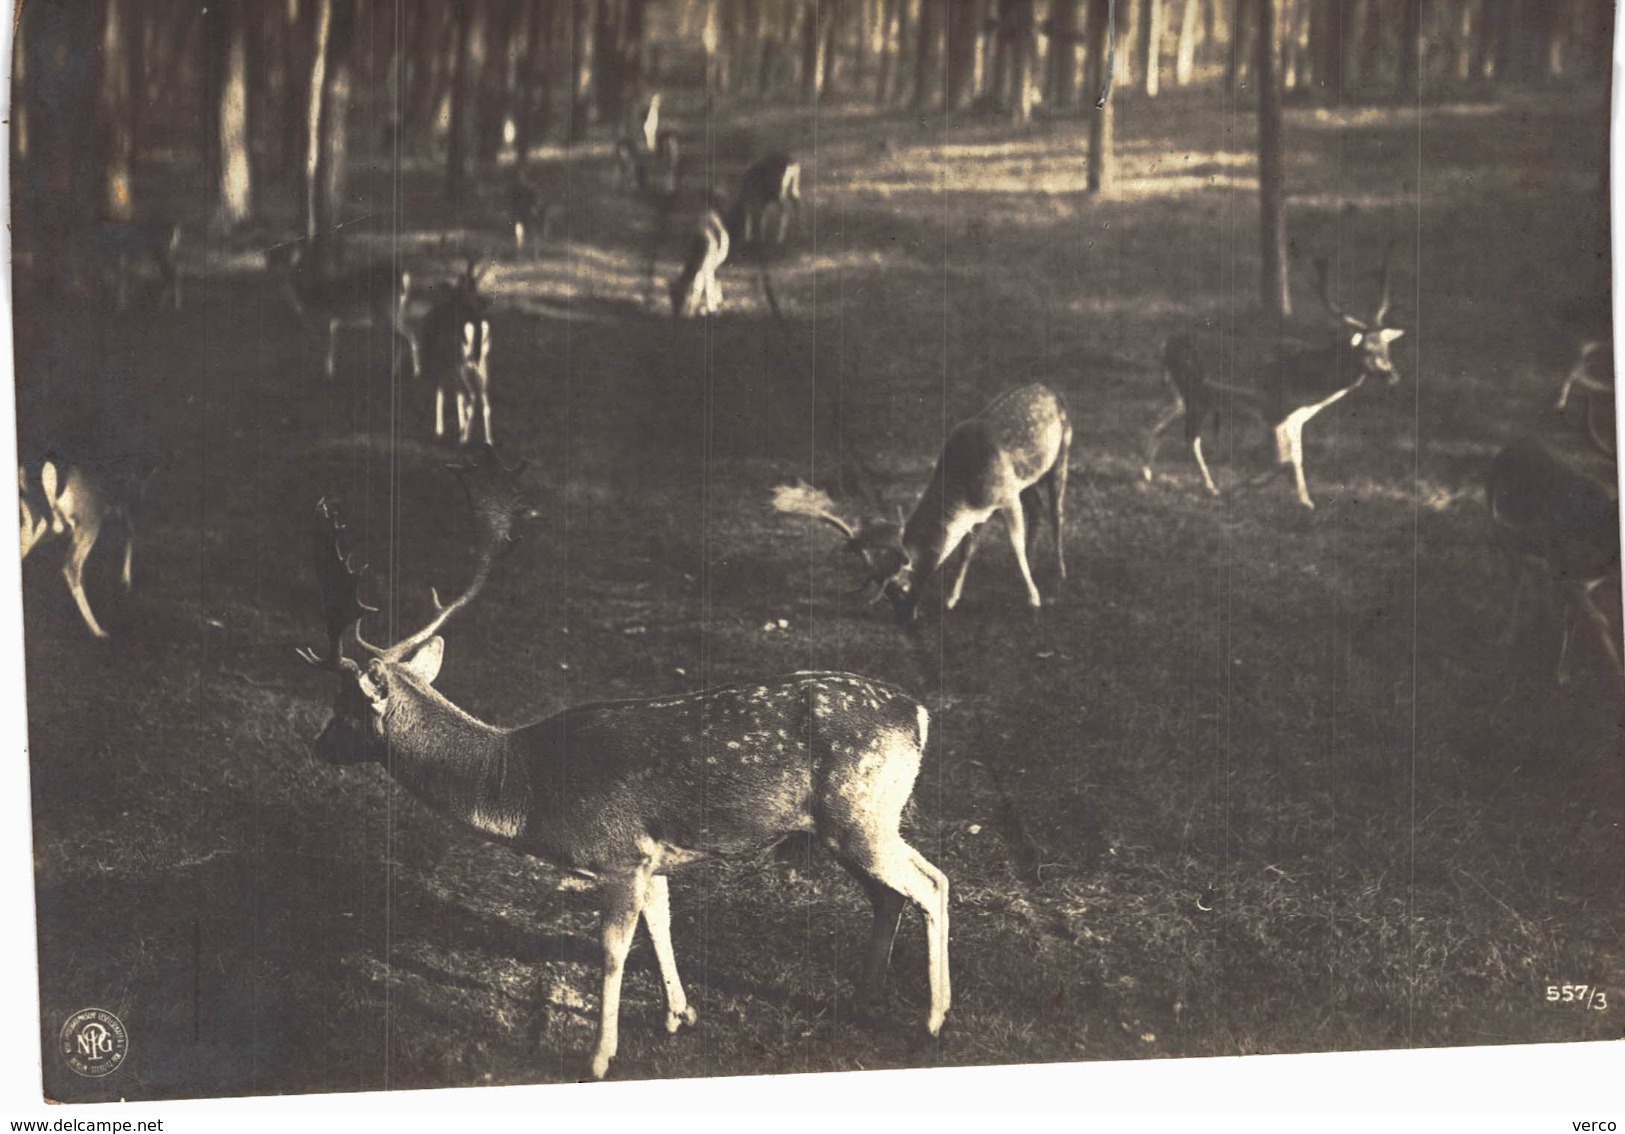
[14,84,1623,1101]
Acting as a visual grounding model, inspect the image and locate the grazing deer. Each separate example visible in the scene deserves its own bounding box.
[268,243,419,380]
[1486,439,1623,686]
[19,454,149,639]
[299,450,950,1080]
[508,176,556,255]
[1555,339,1616,457]
[1144,250,1406,508]
[724,152,802,245]
[775,383,1072,621]
[420,258,493,446]
[669,209,730,318]
[615,134,681,195]
[95,217,182,312]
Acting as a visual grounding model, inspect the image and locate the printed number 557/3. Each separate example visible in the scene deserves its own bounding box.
[1546,984,1608,1009]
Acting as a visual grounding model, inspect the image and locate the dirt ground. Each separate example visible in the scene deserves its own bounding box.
[12,87,1623,1101]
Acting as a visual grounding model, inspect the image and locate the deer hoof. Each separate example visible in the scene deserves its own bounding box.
[666,1006,697,1034]
[588,1050,614,1081]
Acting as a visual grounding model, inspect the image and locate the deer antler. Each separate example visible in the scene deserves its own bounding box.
[385,446,537,658]
[1313,256,1367,331]
[772,481,858,540]
[298,498,380,669]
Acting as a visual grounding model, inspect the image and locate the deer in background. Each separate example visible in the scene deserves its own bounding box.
[1145,247,1405,508]
[669,209,730,317]
[1485,439,1622,687]
[508,174,557,255]
[299,449,950,1080]
[776,383,1071,621]
[420,257,493,446]
[19,453,150,639]
[724,152,803,245]
[95,217,182,312]
[615,93,681,195]
[268,242,419,380]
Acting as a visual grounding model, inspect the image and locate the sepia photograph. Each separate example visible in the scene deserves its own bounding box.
[4,0,1622,1113]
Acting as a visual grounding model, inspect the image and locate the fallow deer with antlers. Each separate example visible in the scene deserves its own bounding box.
[1145,247,1406,508]
[299,449,951,1080]
[775,383,1072,621]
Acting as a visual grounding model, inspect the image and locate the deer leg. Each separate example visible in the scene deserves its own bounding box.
[774,202,789,244]
[395,318,421,379]
[640,874,697,1033]
[479,382,494,446]
[1051,435,1070,580]
[1192,436,1220,497]
[591,870,649,1080]
[834,865,906,1007]
[1277,417,1315,509]
[1002,504,1043,608]
[62,517,109,639]
[1576,581,1624,678]
[325,319,340,379]
[120,530,133,591]
[1142,400,1183,481]
[434,385,447,439]
[1557,595,1578,685]
[860,840,951,1035]
[944,527,982,610]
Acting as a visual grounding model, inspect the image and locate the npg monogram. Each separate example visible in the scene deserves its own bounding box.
[59,1008,128,1077]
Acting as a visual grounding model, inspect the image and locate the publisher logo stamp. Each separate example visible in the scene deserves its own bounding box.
[59,1008,128,1078]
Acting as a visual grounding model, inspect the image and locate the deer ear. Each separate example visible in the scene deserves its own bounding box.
[1377,328,1405,344]
[399,637,446,685]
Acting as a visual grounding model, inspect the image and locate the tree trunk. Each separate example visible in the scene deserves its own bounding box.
[1085,0,1115,192]
[99,0,135,222]
[944,0,980,107]
[1140,0,1164,95]
[1398,0,1422,94]
[570,0,597,140]
[446,2,478,205]
[1257,0,1290,318]
[204,0,253,230]
[1174,0,1202,86]
[303,0,333,247]
[913,0,940,107]
[514,0,555,166]
[1227,0,1255,93]
[1008,0,1037,121]
[314,0,355,268]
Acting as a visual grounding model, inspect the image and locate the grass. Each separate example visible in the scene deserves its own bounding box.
[14,82,1623,1102]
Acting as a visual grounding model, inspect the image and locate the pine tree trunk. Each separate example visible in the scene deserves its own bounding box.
[1085,0,1115,192]
[1140,0,1164,95]
[514,0,555,166]
[303,0,333,247]
[1227,0,1255,93]
[204,0,253,229]
[570,0,597,140]
[1257,0,1290,319]
[1174,0,1201,86]
[100,0,135,222]
[1398,0,1422,94]
[314,0,355,269]
[914,0,940,107]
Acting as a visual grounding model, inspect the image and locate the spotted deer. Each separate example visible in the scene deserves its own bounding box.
[1486,439,1623,686]
[724,152,802,245]
[775,383,1071,621]
[668,209,729,317]
[19,454,149,638]
[420,257,493,446]
[299,449,951,1080]
[1144,249,1405,508]
[268,243,419,380]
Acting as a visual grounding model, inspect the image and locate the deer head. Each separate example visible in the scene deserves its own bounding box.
[771,481,913,617]
[1314,242,1405,386]
[299,447,537,765]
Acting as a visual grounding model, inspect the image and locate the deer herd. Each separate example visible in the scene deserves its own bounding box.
[16,92,1622,1081]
